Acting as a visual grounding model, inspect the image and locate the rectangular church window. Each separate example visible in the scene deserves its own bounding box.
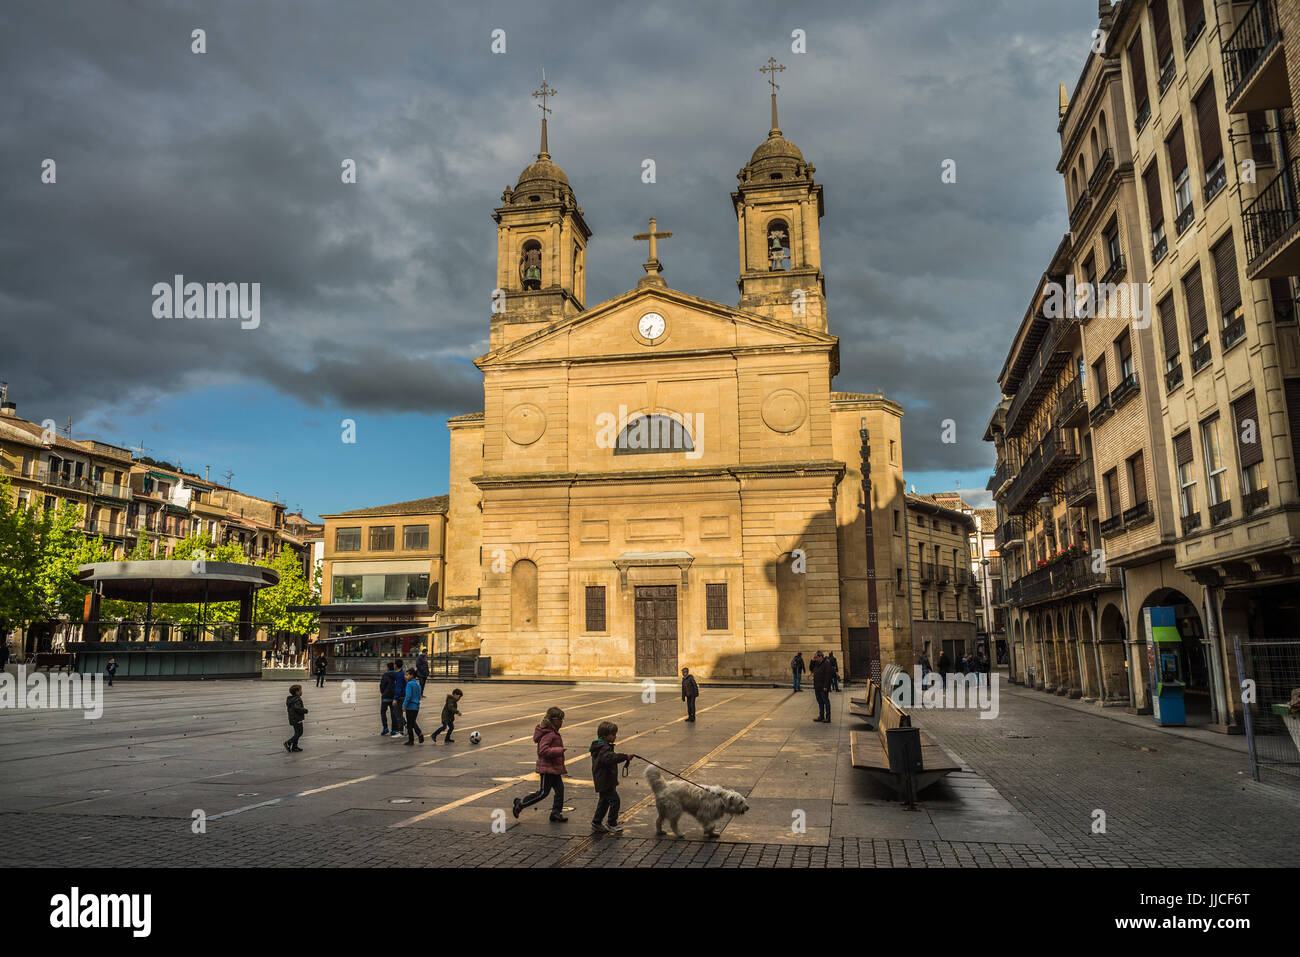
[585,585,606,632]
[706,583,728,630]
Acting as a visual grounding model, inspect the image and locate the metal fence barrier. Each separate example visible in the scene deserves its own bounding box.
[1234,636,1300,784]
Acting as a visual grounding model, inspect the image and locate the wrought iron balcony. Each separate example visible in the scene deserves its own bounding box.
[1191,339,1214,373]
[1069,188,1093,228]
[1210,500,1233,526]
[1223,0,1286,112]
[918,561,936,583]
[1110,372,1140,410]
[994,516,1024,550]
[1165,361,1184,392]
[1157,52,1177,94]
[1089,393,1113,425]
[1088,148,1114,193]
[1151,226,1168,265]
[46,471,93,493]
[1122,500,1153,527]
[1221,313,1247,350]
[1181,510,1202,535]
[1002,427,1080,515]
[1243,487,1271,514]
[1064,457,1096,506]
[1100,514,1125,537]
[1135,98,1151,133]
[1099,253,1127,285]
[1175,202,1196,236]
[936,565,952,585]
[1204,157,1228,203]
[1056,375,1086,426]
[1242,157,1300,278]
[1004,556,1121,607]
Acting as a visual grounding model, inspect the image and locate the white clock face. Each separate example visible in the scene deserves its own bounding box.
[638,312,666,341]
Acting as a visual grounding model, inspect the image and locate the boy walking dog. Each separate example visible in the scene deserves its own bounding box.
[588,721,632,833]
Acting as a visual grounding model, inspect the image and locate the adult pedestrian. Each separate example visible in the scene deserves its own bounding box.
[827,652,840,692]
[391,660,407,736]
[791,652,806,692]
[937,649,951,681]
[313,651,327,688]
[415,651,429,692]
[681,666,699,722]
[811,651,833,723]
[379,661,397,736]
[918,647,932,688]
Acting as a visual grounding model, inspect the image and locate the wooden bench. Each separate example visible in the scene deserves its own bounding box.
[32,653,74,673]
[849,678,881,720]
[850,694,960,805]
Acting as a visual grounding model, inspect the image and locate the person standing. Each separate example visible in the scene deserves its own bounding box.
[402,668,424,745]
[379,661,396,735]
[105,656,118,687]
[918,647,932,689]
[791,652,806,692]
[937,649,951,682]
[811,652,832,723]
[512,707,568,823]
[588,721,631,833]
[415,651,429,692]
[284,684,307,753]
[681,666,699,722]
[313,651,327,688]
[827,652,841,692]
[391,660,406,736]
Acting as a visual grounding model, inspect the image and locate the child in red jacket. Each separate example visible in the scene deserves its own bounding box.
[513,707,568,822]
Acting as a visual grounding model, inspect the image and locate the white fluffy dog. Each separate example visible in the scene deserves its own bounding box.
[645,765,749,838]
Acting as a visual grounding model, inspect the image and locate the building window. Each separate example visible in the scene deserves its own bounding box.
[893,509,900,534]
[1092,356,1110,401]
[766,219,791,271]
[332,575,363,603]
[335,527,361,552]
[1104,219,1122,269]
[1212,233,1243,343]
[1104,468,1122,518]
[1183,265,1211,370]
[613,415,694,454]
[1116,331,1134,380]
[1200,417,1227,505]
[896,567,904,592]
[1129,31,1151,129]
[520,239,542,290]
[585,585,606,632]
[1128,450,1148,505]
[1233,392,1266,499]
[369,525,395,550]
[1174,431,1197,517]
[1158,293,1180,373]
[1194,79,1225,199]
[706,583,728,630]
[403,524,429,550]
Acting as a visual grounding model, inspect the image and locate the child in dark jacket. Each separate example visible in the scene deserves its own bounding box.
[512,707,568,822]
[284,684,308,752]
[431,689,463,744]
[588,721,632,833]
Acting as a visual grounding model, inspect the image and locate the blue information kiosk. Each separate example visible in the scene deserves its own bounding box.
[1143,605,1185,726]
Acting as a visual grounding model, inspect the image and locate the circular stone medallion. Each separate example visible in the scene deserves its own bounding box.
[761,389,807,433]
[504,402,546,445]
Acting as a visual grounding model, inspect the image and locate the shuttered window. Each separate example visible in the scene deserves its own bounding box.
[1174,429,1195,465]
[1153,0,1174,66]
[1233,392,1263,468]
[585,585,606,632]
[1129,33,1150,113]
[1105,469,1122,516]
[706,583,728,630]
[1183,0,1205,40]
[1194,81,1223,174]
[1249,111,1274,165]
[1184,265,1209,341]
[1144,163,1165,230]
[1212,233,1242,318]
[1129,451,1149,504]
[1167,125,1188,179]
[1159,294,1180,358]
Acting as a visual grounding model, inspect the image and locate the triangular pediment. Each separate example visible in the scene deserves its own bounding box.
[478,284,836,368]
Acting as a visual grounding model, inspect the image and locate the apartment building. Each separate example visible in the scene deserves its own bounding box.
[903,495,978,666]
[930,493,1005,659]
[987,0,1300,731]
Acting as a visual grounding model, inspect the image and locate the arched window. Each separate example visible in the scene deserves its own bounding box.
[1090,128,1100,165]
[511,559,538,631]
[613,414,695,454]
[1099,111,1109,152]
[520,240,542,290]
[766,219,791,271]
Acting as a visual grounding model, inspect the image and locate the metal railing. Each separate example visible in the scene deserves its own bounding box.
[1065,457,1096,504]
[1210,499,1234,525]
[1223,0,1282,108]
[1243,157,1300,266]
[994,516,1024,550]
[1088,148,1114,192]
[1165,361,1185,392]
[1222,313,1247,349]
[1100,513,1124,537]
[1181,510,1202,534]
[1244,486,1271,514]
[1089,393,1113,424]
[1122,500,1153,526]
[1110,371,1140,409]
[1069,188,1093,227]
[1056,375,1085,423]
[1234,636,1300,785]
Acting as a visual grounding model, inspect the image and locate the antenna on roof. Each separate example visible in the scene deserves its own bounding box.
[222,469,234,486]
[128,440,150,457]
[61,416,72,437]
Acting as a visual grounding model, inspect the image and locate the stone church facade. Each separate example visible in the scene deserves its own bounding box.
[438,88,916,680]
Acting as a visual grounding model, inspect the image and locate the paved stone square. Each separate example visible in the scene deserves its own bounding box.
[0,671,1295,867]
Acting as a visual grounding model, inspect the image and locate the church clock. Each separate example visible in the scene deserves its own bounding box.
[637,312,666,342]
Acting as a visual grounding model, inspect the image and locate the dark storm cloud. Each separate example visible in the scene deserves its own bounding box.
[0,0,1096,474]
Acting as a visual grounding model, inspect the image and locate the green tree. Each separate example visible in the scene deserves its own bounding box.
[0,474,42,631]
[255,547,319,637]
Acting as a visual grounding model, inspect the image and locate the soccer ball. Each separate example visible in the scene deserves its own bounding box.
[469,731,481,745]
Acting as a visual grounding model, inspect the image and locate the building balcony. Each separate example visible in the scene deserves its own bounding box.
[1223,0,1288,113]
[1003,316,1078,438]
[1109,371,1140,411]
[1064,457,1096,506]
[1088,148,1114,193]
[988,459,1017,496]
[1221,313,1247,351]
[1099,253,1126,285]
[93,480,132,501]
[1056,375,1087,427]
[1204,157,1228,203]
[1135,98,1151,134]
[1190,339,1214,373]
[1157,51,1177,94]
[994,516,1024,551]
[1165,361,1184,392]
[1122,500,1154,528]
[192,499,226,518]
[1089,393,1113,425]
[45,472,94,494]
[1243,157,1300,279]
[1100,513,1124,538]
[1151,225,1169,265]
[1069,188,1093,229]
[0,461,41,481]
[1181,510,1202,535]
[1243,486,1271,515]
[86,520,129,538]
[1002,427,1080,515]
[1175,202,1196,236]
[936,565,952,585]
[1210,500,1233,526]
[1005,556,1121,607]
[918,561,936,583]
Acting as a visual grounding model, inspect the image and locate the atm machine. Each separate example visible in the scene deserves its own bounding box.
[1144,605,1185,726]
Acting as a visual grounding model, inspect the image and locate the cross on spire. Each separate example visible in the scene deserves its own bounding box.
[633,216,673,285]
[760,57,785,134]
[532,69,556,157]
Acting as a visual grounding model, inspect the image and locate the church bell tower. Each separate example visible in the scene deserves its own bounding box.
[733,59,826,332]
[490,74,592,350]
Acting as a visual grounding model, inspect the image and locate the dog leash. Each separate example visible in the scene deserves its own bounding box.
[630,755,708,790]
